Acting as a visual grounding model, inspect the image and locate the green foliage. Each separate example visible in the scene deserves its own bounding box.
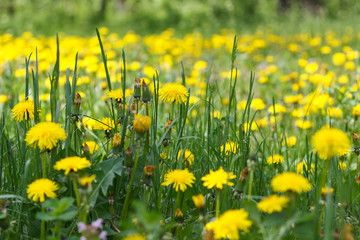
[36,197,78,221]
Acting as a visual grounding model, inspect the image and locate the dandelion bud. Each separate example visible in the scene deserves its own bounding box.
[141,80,152,103]
[351,131,359,142]
[134,78,141,100]
[133,114,151,133]
[144,165,156,177]
[239,167,249,182]
[175,208,183,219]
[130,102,137,114]
[112,133,121,148]
[74,92,81,106]
[163,120,173,147]
[125,147,133,168]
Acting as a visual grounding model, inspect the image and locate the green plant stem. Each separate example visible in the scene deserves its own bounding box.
[40,207,46,240]
[173,190,181,220]
[171,102,175,120]
[41,153,47,178]
[121,146,141,222]
[247,169,254,199]
[215,190,221,218]
[72,177,80,209]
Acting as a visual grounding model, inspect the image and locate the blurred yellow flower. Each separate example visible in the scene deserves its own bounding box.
[282,136,296,147]
[83,141,99,154]
[177,149,194,166]
[220,141,239,155]
[296,161,315,174]
[54,156,91,175]
[205,209,252,240]
[312,126,350,159]
[267,154,284,165]
[271,172,311,194]
[192,194,205,209]
[257,195,289,214]
[133,114,151,133]
[201,166,236,190]
[332,52,346,66]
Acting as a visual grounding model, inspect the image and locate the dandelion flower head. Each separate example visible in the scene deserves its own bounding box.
[271,172,312,194]
[267,154,284,165]
[220,141,239,156]
[312,126,350,159]
[133,114,151,133]
[177,149,195,166]
[158,82,189,104]
[83,141,99,154]
[201,166,236,190]
[161,168,195,192]
[54,156,91,175]
[25,122,66,150]
[205,209,252,240]
[257,195,289,214]
[27,178,59,202]
[11,99,35,122]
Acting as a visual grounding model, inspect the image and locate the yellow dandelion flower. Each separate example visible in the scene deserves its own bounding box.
[177,149,194,166]
[158,83,189,104]
[54,156,91,175]
[268,104,287,114]
[11,99,35,122]
[0,95,7,103]
[338,161,347,171]
[83,141,99,154]
[78,174,96,186]
[123,234,146,240]
[27,178,59,202]
[107,89,133,102]
[271,172,312,194]
[296,161,315,174]
[282,136,297,147]
[205,209,252,240]
[133,114,151,133]
[161,169,195,192]
[25,122,66,150]
[332,52,346,66]
[201,166,236,190]
[112,133,121,147]
[321,186,334,196]
[312,126,350,159]
[296,119,313,129]
[93,117,115,131]
[257,195,289,214]
[267,154,284,165]
[192,194,205,209]
[220,141,239,155]
[353,104,360,116]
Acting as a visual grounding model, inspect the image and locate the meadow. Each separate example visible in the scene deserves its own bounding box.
[0,26,359,239]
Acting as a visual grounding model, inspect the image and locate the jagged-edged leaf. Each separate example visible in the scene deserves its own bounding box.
[88,157,123,206]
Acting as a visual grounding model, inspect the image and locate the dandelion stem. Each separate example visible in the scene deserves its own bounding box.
[41,154,47,178]
[40,207,46,240]
[215,190,221,218]
[121,146,141,221]
[247,169,254,199]
[72,176,81,209]
[171,102,175,120]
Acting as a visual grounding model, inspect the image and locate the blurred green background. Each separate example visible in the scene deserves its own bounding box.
[1,0,360,36]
